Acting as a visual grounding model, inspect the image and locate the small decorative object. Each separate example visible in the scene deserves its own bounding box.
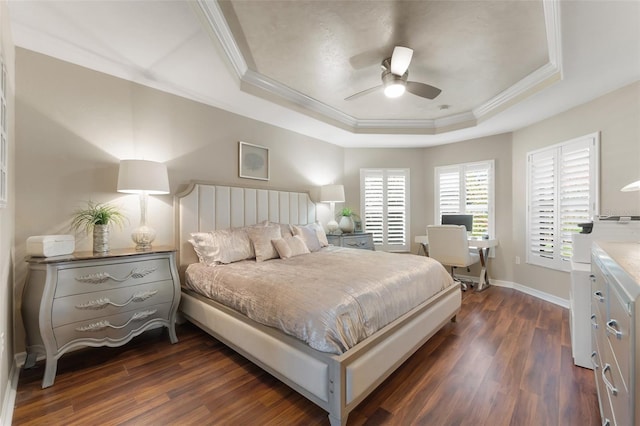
[70,201,126,253]
[338,207,355,234]
[239,141,269,180]
[320,184,345,235]
[26,235,75,257]
[117,159,170,251]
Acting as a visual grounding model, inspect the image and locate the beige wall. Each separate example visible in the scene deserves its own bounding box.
[421,133,514,282]
[13,48,344,352]
[512,81,640,299]
[0,0,15,421]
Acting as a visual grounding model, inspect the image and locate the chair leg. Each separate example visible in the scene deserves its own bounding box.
[451,267,467,291]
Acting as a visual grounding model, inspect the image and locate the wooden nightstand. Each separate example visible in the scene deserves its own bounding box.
[326,233,375,251]
[21,247,181,388]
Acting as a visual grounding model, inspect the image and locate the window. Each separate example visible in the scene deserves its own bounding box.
[434,160,494,238]
[360,168,410,252]
[526,133,599,271]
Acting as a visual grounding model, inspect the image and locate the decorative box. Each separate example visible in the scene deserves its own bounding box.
[26,235,75,257]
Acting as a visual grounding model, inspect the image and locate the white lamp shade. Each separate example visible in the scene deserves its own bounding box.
[621,179,640,192]
[320,184,345,203]
[117,160,170,194]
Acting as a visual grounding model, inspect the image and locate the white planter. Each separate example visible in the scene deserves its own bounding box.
[339,216,354,233]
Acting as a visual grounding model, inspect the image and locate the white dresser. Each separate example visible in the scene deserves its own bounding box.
[591,241,640,426]
[21,247,181,388]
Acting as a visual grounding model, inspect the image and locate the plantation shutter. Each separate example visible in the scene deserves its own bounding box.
[435,161,494,238]
[361,168,410,251]
[526,133,598,271]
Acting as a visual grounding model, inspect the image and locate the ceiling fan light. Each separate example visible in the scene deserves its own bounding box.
[384,83,405,98]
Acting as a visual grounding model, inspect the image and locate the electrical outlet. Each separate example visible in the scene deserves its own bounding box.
[515,256,521,265]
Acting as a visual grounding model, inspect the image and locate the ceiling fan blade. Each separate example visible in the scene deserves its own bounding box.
[406,81,442,99]
[344,85,382,101]
[390,46,413,75]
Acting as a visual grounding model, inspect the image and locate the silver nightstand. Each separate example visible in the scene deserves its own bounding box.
[326,233,375,251]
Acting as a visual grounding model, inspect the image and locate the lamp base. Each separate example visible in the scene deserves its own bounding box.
[131,225,156,251]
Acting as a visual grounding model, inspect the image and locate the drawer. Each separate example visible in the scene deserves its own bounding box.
[56,257,172,298]
[342,235,374,250]
[53,302,172,349]
[600,341,632,426]
[606,283,632,393]
[51,280,176,328]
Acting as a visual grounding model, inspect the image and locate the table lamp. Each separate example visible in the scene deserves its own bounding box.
[320,184,345,234]
[117,159,170,251]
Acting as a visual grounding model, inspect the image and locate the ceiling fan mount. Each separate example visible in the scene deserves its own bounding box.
[345,46,442,101]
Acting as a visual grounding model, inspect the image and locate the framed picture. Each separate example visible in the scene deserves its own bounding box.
[239,141,269,181]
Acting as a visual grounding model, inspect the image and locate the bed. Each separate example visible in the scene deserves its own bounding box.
[175,182,461,425]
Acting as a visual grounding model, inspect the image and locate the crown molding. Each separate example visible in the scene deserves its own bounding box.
[197,0,563,135]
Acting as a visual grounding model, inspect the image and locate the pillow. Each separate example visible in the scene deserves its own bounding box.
[189,226,255,265]
[246,223,282,262]
[275,223,294,238]
[272,235,310,259]
[188,233,219,266]
[292,222,328,252]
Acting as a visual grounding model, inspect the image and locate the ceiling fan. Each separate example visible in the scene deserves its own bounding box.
[345,46,442,101]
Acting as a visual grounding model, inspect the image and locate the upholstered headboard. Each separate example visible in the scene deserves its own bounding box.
[175,182,316,274]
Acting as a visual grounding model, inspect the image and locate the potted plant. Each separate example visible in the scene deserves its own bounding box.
[70,201,126,253]
[338,207,356,233]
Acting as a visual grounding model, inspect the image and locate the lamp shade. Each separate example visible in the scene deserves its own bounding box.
[621,179,640,192]
[320,184,345,203]
[117,160,170,194]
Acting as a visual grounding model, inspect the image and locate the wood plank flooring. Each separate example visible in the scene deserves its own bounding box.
[13,286,600,425]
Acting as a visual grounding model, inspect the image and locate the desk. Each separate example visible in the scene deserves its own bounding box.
[414,235,498,291]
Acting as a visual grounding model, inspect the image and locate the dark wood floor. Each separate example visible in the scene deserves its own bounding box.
[13,286,600,425]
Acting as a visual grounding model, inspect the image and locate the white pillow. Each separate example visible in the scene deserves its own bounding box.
[292,222,328,252]
[188,233,219,266]
[272,235,310,259]
[246,223,282,262]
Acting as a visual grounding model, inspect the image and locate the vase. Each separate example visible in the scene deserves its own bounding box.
[93,224,110,253]
[339,216,354,233]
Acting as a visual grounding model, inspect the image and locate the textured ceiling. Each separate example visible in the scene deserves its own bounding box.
[6,0,640,147]
[225,0,548,121]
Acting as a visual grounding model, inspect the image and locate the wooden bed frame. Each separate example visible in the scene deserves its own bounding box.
[175,182,461,425]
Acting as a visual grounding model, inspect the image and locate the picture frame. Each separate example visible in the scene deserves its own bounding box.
[239,141,269,181]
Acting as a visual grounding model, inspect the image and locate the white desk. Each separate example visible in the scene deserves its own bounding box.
[414,235,499,291]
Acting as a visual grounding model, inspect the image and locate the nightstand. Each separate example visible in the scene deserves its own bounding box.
[21,247,181,388]
[326,233,375,250]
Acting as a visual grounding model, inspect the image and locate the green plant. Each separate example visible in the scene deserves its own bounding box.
[70,201,126,234]
[339,207,354,217]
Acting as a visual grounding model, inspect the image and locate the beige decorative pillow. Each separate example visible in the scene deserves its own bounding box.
[272,235,310,259]
[246,223,282,262]
[189,226,256,265]
[292,222,328,252]
[188,233,219,266]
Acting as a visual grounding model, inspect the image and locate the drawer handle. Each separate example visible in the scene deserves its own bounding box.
[603,419,611,426]
[601,363,618,396]
[590,314,598,329]
[591,351,599,369]
[75,290,159,310]
[75,267,157,284]
[75,309,158,332]
[605,319,623,340]
[592,291,604,303]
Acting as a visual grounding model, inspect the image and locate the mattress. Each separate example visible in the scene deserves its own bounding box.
[185,246,454,354]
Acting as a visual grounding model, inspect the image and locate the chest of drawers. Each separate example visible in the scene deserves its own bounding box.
[591,242,640,426]
[326,233,375,250]
[21,248,181,388]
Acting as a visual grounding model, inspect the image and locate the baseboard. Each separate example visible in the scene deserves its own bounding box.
[457,275,570,309]
[1,355,22,426]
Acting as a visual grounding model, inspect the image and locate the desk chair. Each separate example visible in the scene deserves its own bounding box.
[427,225,481,291]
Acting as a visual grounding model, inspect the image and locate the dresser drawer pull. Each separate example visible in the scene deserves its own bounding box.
[75,290,159,310]
[591,351,599,369]
[605,319,623,339]
[602,419,611,426]
[592,291,604,303]
[75,267,157,284]
[590,314,598,329]
[601,363,618,396]
[75,309,158,332]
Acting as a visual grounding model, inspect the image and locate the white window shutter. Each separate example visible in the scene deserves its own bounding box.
[361,169,410,251]
[526,133,599,271]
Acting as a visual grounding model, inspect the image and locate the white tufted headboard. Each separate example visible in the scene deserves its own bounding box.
[174,182,316,275]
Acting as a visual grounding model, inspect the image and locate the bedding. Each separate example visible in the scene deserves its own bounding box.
[185,246,454,354]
